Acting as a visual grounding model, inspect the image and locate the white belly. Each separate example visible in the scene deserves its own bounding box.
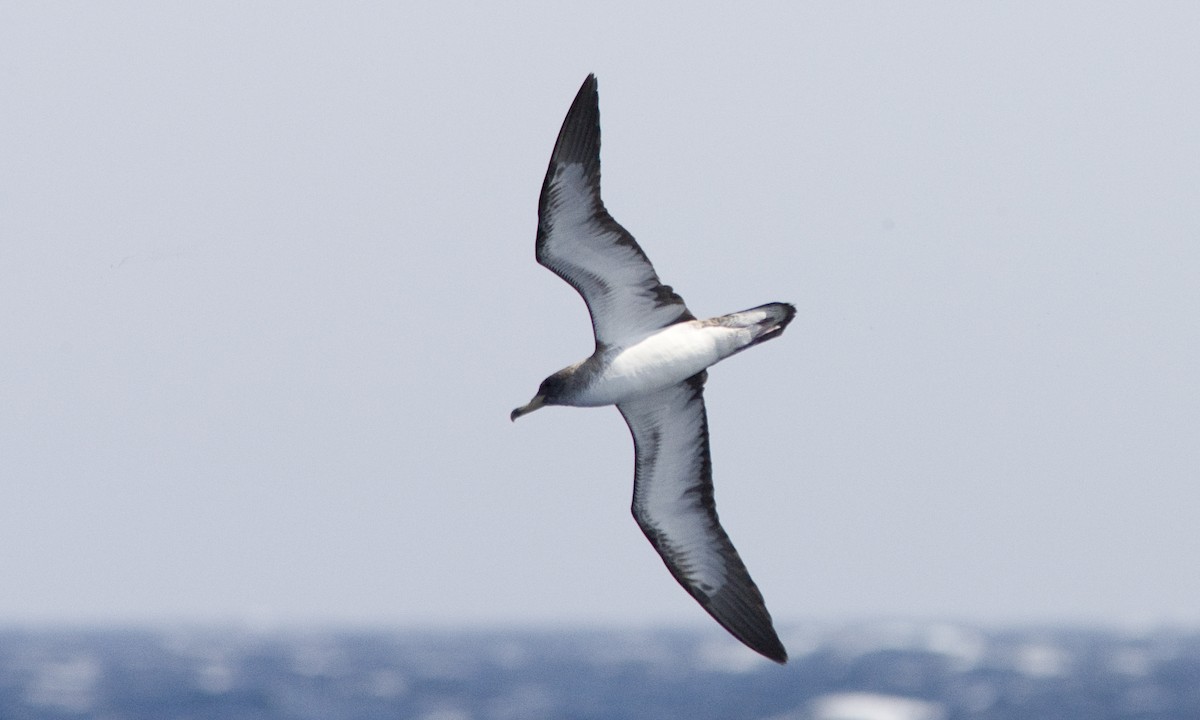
[574,322,750,406]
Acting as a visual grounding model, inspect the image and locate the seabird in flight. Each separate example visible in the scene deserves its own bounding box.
[511,75,795,664]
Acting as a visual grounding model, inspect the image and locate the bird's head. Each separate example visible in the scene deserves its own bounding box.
[510,372,569,422]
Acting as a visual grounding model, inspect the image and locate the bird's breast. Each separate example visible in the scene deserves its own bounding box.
[572,322,746,406]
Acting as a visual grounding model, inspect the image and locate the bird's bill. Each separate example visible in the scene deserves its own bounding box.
[510,395,545,422]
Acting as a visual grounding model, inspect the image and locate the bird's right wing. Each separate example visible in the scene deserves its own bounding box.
[535,75,694,349]
[617,372,787,664]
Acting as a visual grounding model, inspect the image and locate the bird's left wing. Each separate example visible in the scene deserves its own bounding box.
[617,373,787,664]
[536,75,694,349]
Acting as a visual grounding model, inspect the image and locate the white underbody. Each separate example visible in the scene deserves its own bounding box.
[570,319,757,407]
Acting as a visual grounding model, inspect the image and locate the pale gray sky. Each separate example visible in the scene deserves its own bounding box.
[2,3,1198,630]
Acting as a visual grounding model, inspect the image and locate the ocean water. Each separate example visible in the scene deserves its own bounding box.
[1,622,1198,719]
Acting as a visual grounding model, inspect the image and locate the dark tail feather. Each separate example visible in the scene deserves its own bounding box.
[736,302,796,351]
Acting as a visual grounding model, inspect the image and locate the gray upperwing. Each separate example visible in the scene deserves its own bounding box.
[617,373,787,664]
[535,75,694,349]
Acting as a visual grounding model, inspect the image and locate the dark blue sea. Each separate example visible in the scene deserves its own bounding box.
[2,622,1198,719]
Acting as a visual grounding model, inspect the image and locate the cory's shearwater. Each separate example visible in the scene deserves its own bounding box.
[512,75,794,664]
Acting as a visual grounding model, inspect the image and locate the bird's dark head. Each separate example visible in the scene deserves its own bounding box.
[510,372,570,422]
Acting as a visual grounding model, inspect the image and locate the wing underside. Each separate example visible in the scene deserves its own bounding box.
[536,75,694,348]
[618,373,787,664]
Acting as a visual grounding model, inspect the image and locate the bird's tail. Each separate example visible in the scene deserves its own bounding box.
[711,302,796,353]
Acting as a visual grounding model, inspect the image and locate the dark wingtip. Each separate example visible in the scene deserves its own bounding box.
[762,638,789,665]
[550,75,601,168]
[708,595,789,664]
[580,73,597,98]
[736,619,788,664]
